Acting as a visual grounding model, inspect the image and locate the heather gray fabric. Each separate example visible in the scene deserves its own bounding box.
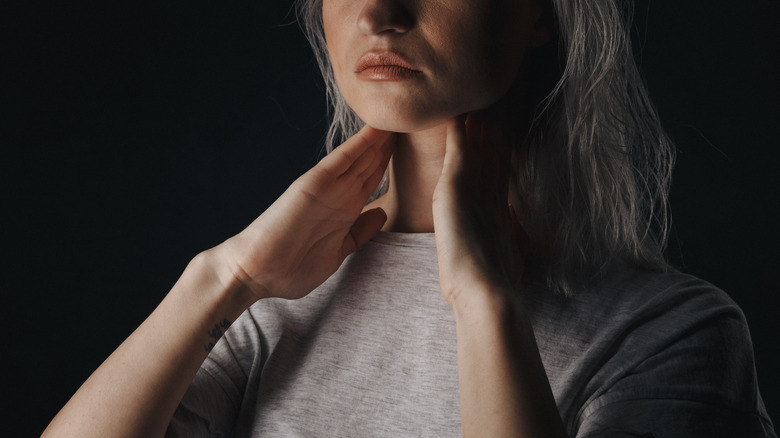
[167,232,775,437]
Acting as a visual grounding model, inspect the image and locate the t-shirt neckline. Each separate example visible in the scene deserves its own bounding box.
[371,231,437,248]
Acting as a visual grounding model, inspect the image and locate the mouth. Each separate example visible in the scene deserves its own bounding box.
[354,51,422,81]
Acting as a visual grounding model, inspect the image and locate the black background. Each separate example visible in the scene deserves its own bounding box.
[3,1,779,435]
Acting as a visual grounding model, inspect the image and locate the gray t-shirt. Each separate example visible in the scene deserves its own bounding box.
[167,232,775,437]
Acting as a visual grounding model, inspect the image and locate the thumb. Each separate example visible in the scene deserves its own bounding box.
[340,207,388,260]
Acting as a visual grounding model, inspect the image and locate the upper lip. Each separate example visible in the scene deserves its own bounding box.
[354,51,421,73]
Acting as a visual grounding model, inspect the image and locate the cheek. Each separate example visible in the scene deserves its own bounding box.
[432,4,528,108]
[467,8,529,97]
[471,46,525,106]
[322,1,530,131]
[322,4,351,81]
[325,43,340,78]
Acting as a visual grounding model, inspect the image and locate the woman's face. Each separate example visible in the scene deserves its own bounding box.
[323,0,546,132]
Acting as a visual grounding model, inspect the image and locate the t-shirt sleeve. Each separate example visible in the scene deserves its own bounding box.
[166,307,268,437]
[578,399,773,437]
[165,360,242,438]
[574,281,776,438]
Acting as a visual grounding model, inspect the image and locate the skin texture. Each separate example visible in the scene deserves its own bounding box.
[326,1,565,435]
[324,0,544,132]
[223,126,396,301]
[44,0,567,436]
[43,126,396,437]
[436,115,565,437]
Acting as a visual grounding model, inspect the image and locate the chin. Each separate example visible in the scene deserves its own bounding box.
[355,103,459,134]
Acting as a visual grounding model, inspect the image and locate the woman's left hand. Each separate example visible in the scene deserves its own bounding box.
[432,113,527,309]
[433,114,567,437]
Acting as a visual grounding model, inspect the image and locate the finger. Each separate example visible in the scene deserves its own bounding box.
[361,134,395,196]
[378,129,396,166]
[344,127,394,179]
[442,115,468,182]
[341,207,387,260]
[482,117,497,186]
[509,204,530,256]
[509,204,530,287]
[348,141,381,179]
[357,130,395,180]
[465,113,483,178]
[485,118,511,201]
[322,126,393,176]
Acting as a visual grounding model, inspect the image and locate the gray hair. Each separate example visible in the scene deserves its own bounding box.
[295,0,674,294]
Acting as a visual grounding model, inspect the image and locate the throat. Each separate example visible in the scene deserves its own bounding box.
[367,128,447,233]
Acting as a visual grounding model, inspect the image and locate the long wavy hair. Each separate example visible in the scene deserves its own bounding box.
[295,0,675,294]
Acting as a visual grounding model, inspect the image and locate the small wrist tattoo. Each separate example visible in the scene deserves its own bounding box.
[204,318,231,353]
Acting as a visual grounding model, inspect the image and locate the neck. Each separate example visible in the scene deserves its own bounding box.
[369,124,448,233]
[365,79,529,234]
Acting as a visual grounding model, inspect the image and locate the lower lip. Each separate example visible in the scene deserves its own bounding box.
[356,66,422,81]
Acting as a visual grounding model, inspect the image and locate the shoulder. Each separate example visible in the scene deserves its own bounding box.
[530,266,746,339]
[524,267,775,437]
[526,267,747,361]
[581,266,739,318]
[573,267,753,401]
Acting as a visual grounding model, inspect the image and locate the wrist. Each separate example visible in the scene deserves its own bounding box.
[186,247,262,314]
[447,279,517,324]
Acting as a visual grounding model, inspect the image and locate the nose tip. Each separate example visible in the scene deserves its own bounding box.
[357,0,413,35]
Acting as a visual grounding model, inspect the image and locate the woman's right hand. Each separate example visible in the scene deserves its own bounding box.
[42,127,394,438]
[218,125,395,301]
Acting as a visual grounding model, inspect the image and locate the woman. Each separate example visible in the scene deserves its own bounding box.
[43,0,775,436]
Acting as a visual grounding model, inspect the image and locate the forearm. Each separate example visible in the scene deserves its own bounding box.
[41,127,392,437]
[43,248,257,438]
[453,286,567,438]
